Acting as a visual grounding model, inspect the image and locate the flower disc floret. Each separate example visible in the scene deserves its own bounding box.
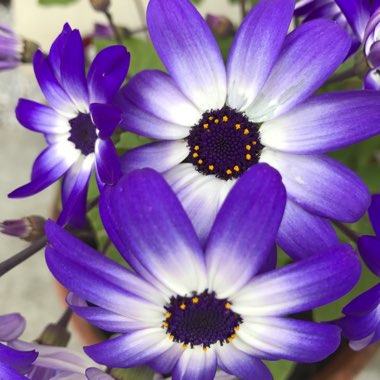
[68,113,98,156]
[163,290,242,348]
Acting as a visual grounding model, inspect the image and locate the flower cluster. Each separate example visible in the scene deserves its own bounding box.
[1,0,380,379]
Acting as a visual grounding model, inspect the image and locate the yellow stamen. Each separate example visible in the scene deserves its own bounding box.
[208,165,214,171]
[214,119,219,124]
[192,297,199,304]
[165,312,171,319]
[234,165,240,172]
[203,346,208,352]
[246,154,252,160]
[198,159,203,164]
[169,335,174,340]
[244,128,249,135]
[193,153,198,158]
[252,141,257,145]
[182,343,187,349]
[226,169,232,175]
[208,116,214,121]
[235,326,240,331]
[194,145,200,151]
[163,322,169,328]
[246,145,251,151]
[180,303,186,310]
[225,302,231,309]
[203,123,209,129]
[235,123,241,130]
[222,115,228,122]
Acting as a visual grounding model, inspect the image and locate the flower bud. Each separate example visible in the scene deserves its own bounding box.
[206,14,234,38]
[36,323,71,347]
[89,0,110,12]
[0,216,45,242]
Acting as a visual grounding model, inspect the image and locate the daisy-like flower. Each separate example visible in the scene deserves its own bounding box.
[336,283,380,351]
[8,23,129,227]
[0,24,23,71]
[117,0,380,259]
[357,194,380,276]
[45,166,361,379]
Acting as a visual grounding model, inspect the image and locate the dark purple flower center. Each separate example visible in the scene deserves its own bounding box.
[186,106,262,180]
[68,113,98,156]
[162,290,242,349]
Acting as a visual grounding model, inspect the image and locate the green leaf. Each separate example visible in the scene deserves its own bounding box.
[38,0,78,5]
[265,360,295,380]
[111,366,154,380]
[117,132,153,153]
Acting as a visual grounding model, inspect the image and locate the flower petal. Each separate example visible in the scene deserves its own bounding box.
[259,91,380,154]
[164,164,233,246]
[95,139,122,186]
[215,344,272,380]
[231,244,360,316]
[87,45,130,104]
[226,0,294,111]
[277,199,339,260]
[0,363,28,380]
[147,0,226,111]
[33,50,77,117]
[90,103,121,139]
[260,150,370,222]
[121,140,189,175]
[368,194,380,237]
[237,318,341,362]
[45,220,166,315]
[205,164,286,298]
[121,70,202,126]
[172,346,217,380]
[8,143,79,198]
[16,99,70,134]
[0,313,25,341]
[148,344,183,375]
[343,283,380,316]
[358,236,380,276]
[84,328,171,368]
[99,169,207,295]
[60,29,89,112]
[0,343,37,372]
[247,20,351,122]
[116,95,190,140]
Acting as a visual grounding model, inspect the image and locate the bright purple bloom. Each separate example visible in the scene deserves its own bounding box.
[45,165,361,379]
[0,23,23,71]
[357,195,380,276]
[336,284,380,350]
[117,0,380,259]
[9,23,129,227]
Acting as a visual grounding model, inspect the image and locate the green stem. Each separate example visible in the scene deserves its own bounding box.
[333,221,359,243]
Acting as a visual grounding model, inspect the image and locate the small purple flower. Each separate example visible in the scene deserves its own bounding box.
[0,216,45,242]
[336,284,380,351]
[9,23,129,228]
[117,0,380,259]
[0,23,23,71]
[357,194,380,276]
[45,165,361,379]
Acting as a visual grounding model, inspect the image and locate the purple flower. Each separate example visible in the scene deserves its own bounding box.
[0,23,23,71]
[45,165,361,379]
[0,313,37,379]
[357,194,380,276]
[116,0,380,259]
[8,23,129,228]
[336,284,380,351]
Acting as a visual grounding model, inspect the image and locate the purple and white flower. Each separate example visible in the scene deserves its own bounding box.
[0,23,23,71]
[9,23,129,228]
[336,283,380,351]
[45,165,361,379]
[117,0,380,259]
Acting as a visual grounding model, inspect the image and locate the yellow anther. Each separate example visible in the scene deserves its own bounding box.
[226,169,232,175]
[192,297,199,304]
[252,141,257,145]
[165,312,171,319]
[246,145,251,151]
[227,337,234,343]
[163,322,169,328]
[246,154,252,160]
[203,123,209,129]
[193,153,199,158]
[235,326,240,331]
[198,159,203,164]
[203,346,208,352]
[235,123,241,129]
[222,115,228,122]
[194,145,200,151]
[214,119,219,124]
[244,128,249,135]
[231,334,237,339]
[234,165,240,172]
[208,116,214,121]
[180,303,186,310]
[182,343,187,349]
[169,334,174,340]
[208,165,214,171]
[225,302,231,309]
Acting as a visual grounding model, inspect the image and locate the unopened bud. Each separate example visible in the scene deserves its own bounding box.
[0,216,45,242]
[90,0,110,12]
[21,39,39,64]
[36,323,71,347]
[206,14,234,38]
